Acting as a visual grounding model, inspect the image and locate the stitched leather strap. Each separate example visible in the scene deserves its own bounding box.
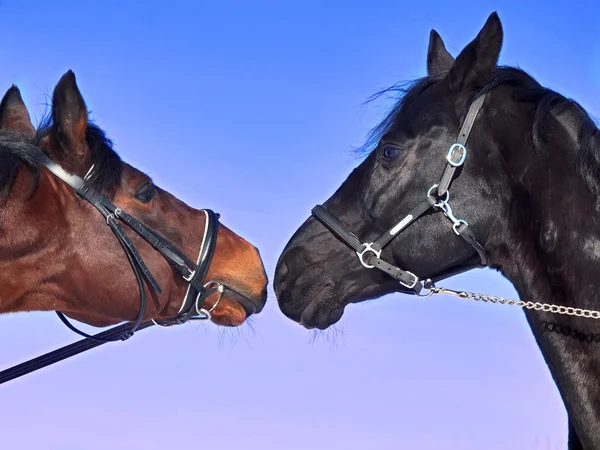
[438,94,487,196]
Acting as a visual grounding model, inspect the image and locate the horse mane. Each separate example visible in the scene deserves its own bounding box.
[355,65,600,201]
[0,113,122,199]
[353,75,440,157]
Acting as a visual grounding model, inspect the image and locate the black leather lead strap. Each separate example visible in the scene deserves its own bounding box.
[438,93,487,196]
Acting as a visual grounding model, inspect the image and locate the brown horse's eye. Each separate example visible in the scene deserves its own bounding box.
[135,183,155,203]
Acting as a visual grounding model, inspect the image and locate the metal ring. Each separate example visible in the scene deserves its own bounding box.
[356,243,381,269]
[427,184,449,203]
[416,279,437,298]
[194,280,225,319]
[416,286,435,298]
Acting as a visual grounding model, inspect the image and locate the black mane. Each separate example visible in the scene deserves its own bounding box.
[0,115,122,199]
[355,65,600,201]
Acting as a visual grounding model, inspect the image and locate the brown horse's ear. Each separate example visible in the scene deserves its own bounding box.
[51,70,89,166]
[446,12,503,91]
[426,30,454,76]
[0,85,35,136]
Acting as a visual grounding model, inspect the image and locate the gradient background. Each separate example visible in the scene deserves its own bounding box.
[0,1,598,449]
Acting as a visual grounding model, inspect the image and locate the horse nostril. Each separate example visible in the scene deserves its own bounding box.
[273,258,290,300]
[278,260,289,280]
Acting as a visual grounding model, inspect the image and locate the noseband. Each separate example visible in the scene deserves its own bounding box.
[35,151,256,342]
[311,93,489,294]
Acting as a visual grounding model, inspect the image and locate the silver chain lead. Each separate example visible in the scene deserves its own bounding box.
[424,283,600,319]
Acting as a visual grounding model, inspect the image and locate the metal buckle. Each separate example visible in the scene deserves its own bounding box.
[447,143,467,167]
[399,270,419,289]
[183,269,196,282]
[356,243,382,269]
[106,207,122,225]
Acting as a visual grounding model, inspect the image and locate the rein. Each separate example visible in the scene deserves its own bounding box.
[0,146,255,385]
[39,151,237,341]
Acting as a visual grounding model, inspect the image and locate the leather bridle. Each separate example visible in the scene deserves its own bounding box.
[34,150,257,342]
[311,93,489,295]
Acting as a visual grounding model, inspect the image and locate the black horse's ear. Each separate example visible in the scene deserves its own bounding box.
[51,70,89,165]
[0,85,35,136]
[446,12,503,91]
[427,30,454,76]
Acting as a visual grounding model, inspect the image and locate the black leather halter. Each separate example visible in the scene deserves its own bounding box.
[35,150,256,342]
[311,93,489,295]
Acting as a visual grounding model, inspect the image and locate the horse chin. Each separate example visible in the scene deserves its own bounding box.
[298,282,345,330]
[210,298,247,327]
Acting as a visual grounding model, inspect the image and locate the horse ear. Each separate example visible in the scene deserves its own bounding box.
[0,86,35,136]
[51,70,89,164]
[427,30,454,76]
[446,12,503,91]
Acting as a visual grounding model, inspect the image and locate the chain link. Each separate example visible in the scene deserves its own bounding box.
[426,285,600,319]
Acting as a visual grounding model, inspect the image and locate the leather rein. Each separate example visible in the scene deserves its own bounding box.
[37,150,256,341]
[0,145,256,385]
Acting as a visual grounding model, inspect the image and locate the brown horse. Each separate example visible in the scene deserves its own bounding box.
[0,70,267,330]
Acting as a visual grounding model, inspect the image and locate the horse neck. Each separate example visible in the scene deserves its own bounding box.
[0,168,67,313]
[486,94,600,310]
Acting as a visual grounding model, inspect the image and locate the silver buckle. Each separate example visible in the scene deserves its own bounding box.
[356,243,381,269]
[447,143,467,167]
[183,269,196,282]
[400,270,419,289]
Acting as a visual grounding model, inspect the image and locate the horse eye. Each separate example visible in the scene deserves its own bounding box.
[382,146,401,160]
[135,184,155,203]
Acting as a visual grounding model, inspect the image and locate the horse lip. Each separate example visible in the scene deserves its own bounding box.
[299,281,335,327]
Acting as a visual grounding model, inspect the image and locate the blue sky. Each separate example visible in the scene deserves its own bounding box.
[0,1,598,449]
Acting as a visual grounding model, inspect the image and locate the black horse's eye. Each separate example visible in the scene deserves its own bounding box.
[135,183,155,203]
[382,146,401,160]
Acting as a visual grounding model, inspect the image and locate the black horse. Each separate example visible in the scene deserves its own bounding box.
[273,12,600,449]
